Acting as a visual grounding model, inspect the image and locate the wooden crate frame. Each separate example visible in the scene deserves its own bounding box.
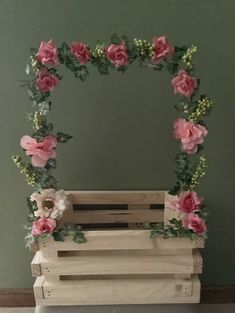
[31,190,204,306]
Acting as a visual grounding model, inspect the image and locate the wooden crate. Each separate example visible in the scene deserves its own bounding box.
[31,191,204,306]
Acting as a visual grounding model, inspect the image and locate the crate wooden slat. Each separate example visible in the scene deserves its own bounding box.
[34,275,201,305]
[31,190,205,305]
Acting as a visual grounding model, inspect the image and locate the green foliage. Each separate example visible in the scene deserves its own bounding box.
[169,152,197,195]
[14,36,212,244]
[52,224,87,244]
[57,132,73,143]
[148,218,204,240]
[59,42,89,81]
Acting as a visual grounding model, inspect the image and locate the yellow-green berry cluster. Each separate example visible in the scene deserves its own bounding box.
[189,97,212,123]
[91,45,105,58]
[133,38,154,57]
[30,56,41,73]
[182,45,197,69]
[33,111,44,131]
[12,155,37,186]
[190,156,208,189]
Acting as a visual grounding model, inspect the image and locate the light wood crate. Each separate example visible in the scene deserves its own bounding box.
[31,190,204,306]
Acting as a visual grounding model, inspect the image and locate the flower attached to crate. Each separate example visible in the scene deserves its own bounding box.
[31,189,69,219]
[35,39,59,66]
[173,118,208,154]
[151,36,175,64]
[105,42,129,68]
[171,70,197,98]
[36,69,60,93]
[182,212,207,236]
[20,135,57,167]
[71,41,90,64]
[13,34,213,244]
[31,217,56,236]
[167,191,203,214]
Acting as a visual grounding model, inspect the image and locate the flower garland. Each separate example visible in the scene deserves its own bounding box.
[12,34,212,246]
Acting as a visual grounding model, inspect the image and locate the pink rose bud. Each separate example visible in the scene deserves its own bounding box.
[171,70,197,98]
[173,118,208,154]
[20,135,57,167]
[151,36,175,64]
[36,69,60,93]
[35,39,59,66]
[71,42,90,64]
[105,42,129,68]
[32,217,56,236]
[183,213,207,235]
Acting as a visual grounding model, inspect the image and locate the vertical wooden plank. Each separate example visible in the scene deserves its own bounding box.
[33,276,45,301]
[164,192,184,226]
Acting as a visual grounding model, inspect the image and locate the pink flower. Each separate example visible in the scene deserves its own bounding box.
[151,36,174,64]
[32,217,56,236]
[35,39,59,66]
[183,213,207,235]
[173,118,208,154]
[71,42,90,64]
[168,191,203,213]
[36,69,60,93]
[171,70,197,98]
[20,135,57,167]
[105,42,128,67]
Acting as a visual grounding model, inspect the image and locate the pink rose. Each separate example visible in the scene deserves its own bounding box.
[20,135,57,167]
[151,36,175,64]
[183,213,207,235]
[173,118,208,154]
[169,191,203,213]
[71,42,90,64]
[36,69,60,93]
[32,217,56,236]
[171,70,197,98]
[105,42,128,67]
[35,39,59,66]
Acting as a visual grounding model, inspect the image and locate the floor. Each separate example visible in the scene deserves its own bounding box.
[0,305,235,313]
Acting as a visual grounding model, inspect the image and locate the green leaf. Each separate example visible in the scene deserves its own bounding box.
[74,66,89,81]
[52,231,65,242]
[57,132,73,143]
[110,33,121,45]
[166,62,178,74]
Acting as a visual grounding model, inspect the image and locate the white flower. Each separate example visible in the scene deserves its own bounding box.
[30,189,69,219]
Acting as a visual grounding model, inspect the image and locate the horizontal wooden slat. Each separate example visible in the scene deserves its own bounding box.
[72,208,164,224]
[36,251,201,277]
[66,190,165,205]
[35,275,200,305]
[39,231,204,257]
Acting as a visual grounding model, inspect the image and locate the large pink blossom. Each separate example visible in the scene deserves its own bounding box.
[36,69,60,93]
[31,189,69,219]
[173,118,208,154]
[171,70,197,98]
[32,217,56,236]
[71,42,90,64]
[20,135,57,167]
[105,42,128,67]
[167,191,203,213]
[183,213,207,235]
[151,36,174,64]
[35,39,59,66]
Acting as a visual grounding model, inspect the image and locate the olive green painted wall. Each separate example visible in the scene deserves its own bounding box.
[0,0,234,288]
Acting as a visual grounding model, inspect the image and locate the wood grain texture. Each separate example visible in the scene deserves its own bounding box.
[1,284,235,306]
[38,231,204,257]
[66,190,165,205]
[35,275,199,305]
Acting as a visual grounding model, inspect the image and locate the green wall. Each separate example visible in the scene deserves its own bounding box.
[0,0,234,288]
